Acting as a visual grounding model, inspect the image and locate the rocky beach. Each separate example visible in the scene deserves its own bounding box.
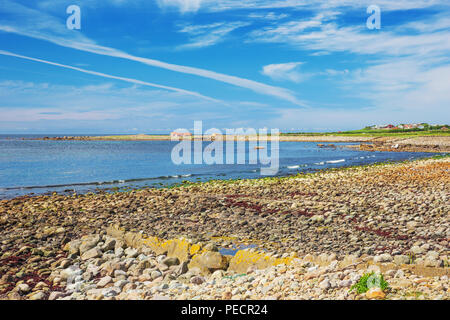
[0,156,448,300]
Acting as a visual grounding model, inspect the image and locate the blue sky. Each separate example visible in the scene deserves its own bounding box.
[0,0,449,133]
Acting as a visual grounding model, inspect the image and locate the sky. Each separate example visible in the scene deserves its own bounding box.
[0,0,449,134]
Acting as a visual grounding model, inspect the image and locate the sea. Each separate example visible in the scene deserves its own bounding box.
[0,134,439,199]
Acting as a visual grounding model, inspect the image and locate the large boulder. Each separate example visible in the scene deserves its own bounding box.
[188,251,228,275]
[166,239,191,262]
[228,249,296,274]
[79,235,101,255]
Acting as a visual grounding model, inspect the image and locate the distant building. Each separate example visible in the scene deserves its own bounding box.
[170,131,192,139]
[210,133,223,140]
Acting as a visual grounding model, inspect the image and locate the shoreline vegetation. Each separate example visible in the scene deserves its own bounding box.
[0,156,448,300]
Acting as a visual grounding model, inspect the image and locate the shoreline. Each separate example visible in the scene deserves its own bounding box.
[0,156,448,300]
[0,154,444,201]
[26,134,372,142]
[21,134,450,153]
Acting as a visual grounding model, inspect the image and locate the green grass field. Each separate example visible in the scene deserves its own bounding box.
[282,129,450,138]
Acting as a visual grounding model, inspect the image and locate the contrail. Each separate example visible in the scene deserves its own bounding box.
[0,0,307,106]
[0,50,222,103]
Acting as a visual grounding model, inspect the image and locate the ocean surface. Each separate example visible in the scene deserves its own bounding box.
[0,134,438,199]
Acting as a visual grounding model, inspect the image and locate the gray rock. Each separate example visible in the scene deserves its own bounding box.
[114,270,127,278]
[311,215,325,223]
[79,235,100,255]
[115,247,124,258]
[29,291,46,300]
[190,276,205,285]
[394,270,405,278]
[319,279,331,290]
[374,253,392,263]
[163,257,180,267]
[97,275,112,287]
[406,221,418,229]
[102,238,116,252]
[339,279,352,288]
[114,279,130,289]
[102,287,121,297]
[17,283,30,293]
[66,240,82,255]
[81,248,102,261]
[61,265,83,281]
[48,291,65,300]
[151,270,163,280]
[204,243,219,252]
[426,251,439,260]
[410,245,424,255]
[394,255,410,265]
[176,261,189,276]
[125,248,138,258]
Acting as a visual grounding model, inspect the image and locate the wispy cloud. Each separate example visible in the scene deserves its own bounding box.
[261,62,308,83]
[248,12,289,21]
[249,10,450,103]
[0,50,221,102]
[0,0,305,106]
[157,0,449,13]
[157,0,204,13]
[177,21,250,49]
[249,12,450,58]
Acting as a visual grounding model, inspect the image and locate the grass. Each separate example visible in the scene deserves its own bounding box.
[282,129,450,138]
[350,272,389,294]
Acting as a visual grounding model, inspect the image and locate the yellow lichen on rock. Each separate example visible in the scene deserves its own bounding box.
[228,249,296,274]
[188,250,228,275]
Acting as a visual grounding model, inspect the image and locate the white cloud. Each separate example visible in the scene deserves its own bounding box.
[249,10,450,114]
[157,0,449,13]
[0,0,305,106]
[261,62,307,83]
[249,12,450,58]
[347,57,450,112]
[157,0,204,13]
[248,12,289,21]
[0,80,214,121]
[0,50,220,102]
[323,69,349,76]
[177,21,250,49]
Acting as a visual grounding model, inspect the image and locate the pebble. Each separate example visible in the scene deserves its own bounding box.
[1,158,449,301]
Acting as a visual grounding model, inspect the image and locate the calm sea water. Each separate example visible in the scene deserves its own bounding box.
[0,134,437,199]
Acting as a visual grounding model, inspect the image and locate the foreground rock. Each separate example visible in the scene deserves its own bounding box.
[4,233,447,300]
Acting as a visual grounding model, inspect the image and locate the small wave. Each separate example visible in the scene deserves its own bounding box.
[287,165,300,169]
[314,161,325,165]
[181,174,192,177]
[326,159,345,164]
